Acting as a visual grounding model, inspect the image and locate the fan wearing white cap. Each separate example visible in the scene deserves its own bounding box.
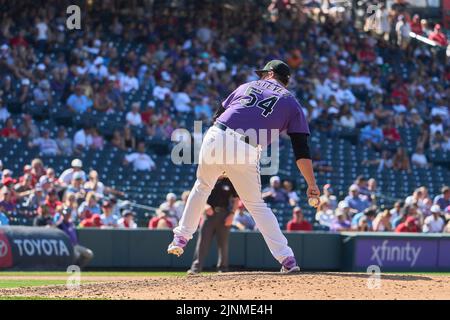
[262,176,289,203]
[158,193,179,226]
[58,158,86,187]
[88,56,109,79]
[423,205,445,233]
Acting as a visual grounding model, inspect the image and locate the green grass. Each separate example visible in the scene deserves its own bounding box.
[0,279,68,288]
[0,271,206,290]
[0,271,193,300]
[0,296,57,300]
[0,296,105,300]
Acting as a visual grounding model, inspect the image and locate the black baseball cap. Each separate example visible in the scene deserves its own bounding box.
[255,60,291,80]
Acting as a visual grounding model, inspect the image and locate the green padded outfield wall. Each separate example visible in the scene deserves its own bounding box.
[76,229,342,270]
[55,229,450,272]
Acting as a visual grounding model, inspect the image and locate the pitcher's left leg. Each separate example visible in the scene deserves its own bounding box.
[226,164,297,268]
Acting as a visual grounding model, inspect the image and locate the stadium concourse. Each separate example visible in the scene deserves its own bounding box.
[0,0,449,234]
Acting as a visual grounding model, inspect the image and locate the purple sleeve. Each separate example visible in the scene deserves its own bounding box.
[287,99,310,135]
[221,84,246,109]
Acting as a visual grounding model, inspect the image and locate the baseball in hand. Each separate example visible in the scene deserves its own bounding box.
[308,197,320,208]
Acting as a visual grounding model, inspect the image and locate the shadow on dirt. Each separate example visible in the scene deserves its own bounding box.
[301,272,433,281]
[211,271,434,281]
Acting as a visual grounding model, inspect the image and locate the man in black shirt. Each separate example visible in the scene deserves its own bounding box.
[188,175,238,274]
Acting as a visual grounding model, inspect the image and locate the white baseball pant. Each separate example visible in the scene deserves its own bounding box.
[173,125,294,263]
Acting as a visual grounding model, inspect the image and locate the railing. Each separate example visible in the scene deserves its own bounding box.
[409,31,449,57]
[409,31,439,46]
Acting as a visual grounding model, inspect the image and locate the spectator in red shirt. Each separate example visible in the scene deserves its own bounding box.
[141,101,155,125]
[382,122,401,142]
[2,176,16,188]
[357,45,376,63]
[2,176,19,204]
[1,169,13,185]
[395,216,420,233]
[410,14,422,35]
[286,49,302,69]
[391,83,409,107]
[79,213,103,228]
[286,207,313,231]
[148,208,174,229]
[0,118,21,139]
[445,66,450,82]
[9,30,29,48]
[428,24,448,47]
[44,189,62,216]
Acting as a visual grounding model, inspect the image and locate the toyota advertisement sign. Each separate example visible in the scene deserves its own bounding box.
[0,226,74,270]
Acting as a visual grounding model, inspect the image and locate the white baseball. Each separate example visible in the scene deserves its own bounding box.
[308,197,320,207]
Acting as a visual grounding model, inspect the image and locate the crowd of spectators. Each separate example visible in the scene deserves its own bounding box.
[145,175,450,234]
[0,1,449,232]
[0,1,448,159]
[311,178,450,233]
[0,157,136,229]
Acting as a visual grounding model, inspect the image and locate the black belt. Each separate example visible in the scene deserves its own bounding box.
[214,122,258,148]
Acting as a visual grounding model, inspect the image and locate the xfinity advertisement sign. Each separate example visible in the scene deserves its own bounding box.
[355,238,439,269]
[368,240,423,267]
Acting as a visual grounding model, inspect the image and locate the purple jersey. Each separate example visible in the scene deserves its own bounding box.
[217,79,309,147]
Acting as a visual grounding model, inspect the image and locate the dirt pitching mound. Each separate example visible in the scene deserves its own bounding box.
[1,272,449,300]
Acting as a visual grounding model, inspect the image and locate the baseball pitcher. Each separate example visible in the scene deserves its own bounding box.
[168,60,320,273]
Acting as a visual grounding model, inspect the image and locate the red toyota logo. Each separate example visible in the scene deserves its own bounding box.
[0,239,8,257]
[0,230,13,268]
